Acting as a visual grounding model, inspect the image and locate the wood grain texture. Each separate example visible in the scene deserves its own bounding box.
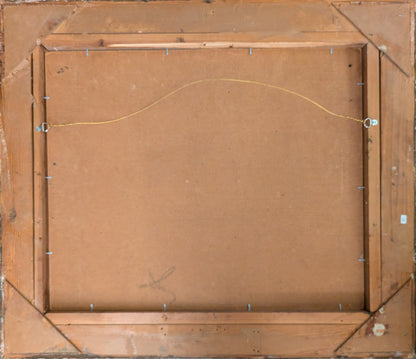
[53,1,356,35]
[0,59,34,302]
[380,56,415,302]
[43,32,367,51]
[46,311,369,325]
[56,322,358,357]
[363,43,381,312]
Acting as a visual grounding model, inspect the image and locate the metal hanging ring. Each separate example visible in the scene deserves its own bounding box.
[363,118,378,129]
[41,122,50,133]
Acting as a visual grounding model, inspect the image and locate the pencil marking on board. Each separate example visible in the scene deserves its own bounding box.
[56,66,69,74]
[139,266,177,304]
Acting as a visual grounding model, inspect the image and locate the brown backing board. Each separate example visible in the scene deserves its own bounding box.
[45,47,364,311]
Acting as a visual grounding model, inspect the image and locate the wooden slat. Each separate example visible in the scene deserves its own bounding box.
[46,311,369,325]
[56,323,359,357]
[380,56,415,302]
[0,57,34,302]
[363,44,382,312]
[43,32,366,51]
[32,46,49,312]
[52,1,357,35]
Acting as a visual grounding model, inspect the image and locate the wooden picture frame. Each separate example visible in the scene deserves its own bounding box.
[1,1,414,357]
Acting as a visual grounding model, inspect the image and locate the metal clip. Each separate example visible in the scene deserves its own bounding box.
[363,118,378,129]
[41,122,50,133]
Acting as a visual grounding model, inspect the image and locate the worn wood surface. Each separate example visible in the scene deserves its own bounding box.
[53,1,356,34]
[0,59,34,303]
[46,311,369,325]
[56,322,358,357]
[380,55,415,302]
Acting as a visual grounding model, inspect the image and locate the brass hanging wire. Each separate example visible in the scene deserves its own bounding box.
[44,78,366,131]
